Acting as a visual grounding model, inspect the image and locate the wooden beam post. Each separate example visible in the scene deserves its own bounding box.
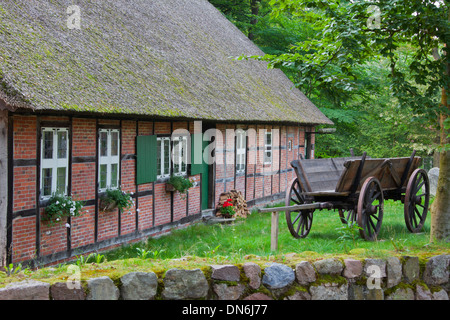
[0,110,8,267]
[270,211,279,252]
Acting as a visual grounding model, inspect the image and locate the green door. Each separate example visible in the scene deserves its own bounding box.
[190,133,210,210]
[201,138,209,210]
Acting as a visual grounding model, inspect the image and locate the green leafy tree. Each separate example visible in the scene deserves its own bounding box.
[239,0,449,242]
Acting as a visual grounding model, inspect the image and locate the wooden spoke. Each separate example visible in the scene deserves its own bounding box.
[357,177,384,241]
[404,169,429,233]
[338,207,356,224]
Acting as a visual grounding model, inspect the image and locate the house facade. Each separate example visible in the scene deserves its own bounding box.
[0,0,331,267]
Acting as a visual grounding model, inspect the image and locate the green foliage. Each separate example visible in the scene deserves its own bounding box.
[167,175,194,196]
[335,221,362,249]
[3,263,23,276]
[100,188,133,212]
[230,0,447,159]
[75,253,106,267]
[43,194,84,226]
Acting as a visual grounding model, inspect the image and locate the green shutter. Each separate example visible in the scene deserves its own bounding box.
[136,135,157,184]
[190,133,203,175]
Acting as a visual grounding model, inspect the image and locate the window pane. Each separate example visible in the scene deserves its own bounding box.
[100,131,108,157]
[43,131,54,159]
[157,139,162,176]
[265,132,272,145]
[42,168,52,196]
[164,139,170,175]
[111,131,119,156]
[110,164,118,188]
[57,131,67,159]
[100,164,107,189]
[56,167,66,195]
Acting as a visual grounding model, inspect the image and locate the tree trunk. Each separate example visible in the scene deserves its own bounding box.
[430,88,450,242]
[248,0,260,41]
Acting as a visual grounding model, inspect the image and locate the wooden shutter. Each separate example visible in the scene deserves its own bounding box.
[136,135,157,184]
[190,133,203,175]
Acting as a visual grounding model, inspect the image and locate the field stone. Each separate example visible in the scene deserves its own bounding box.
[432,289,449,300]
[348,284,384,300]
[402,256,420,283]
[310,283,348,300]
[284,291,311,300]
[120,272,158,300]
[423,255,450,286]
[213,283,245,300]
[386,287,415,300]
[314,258,343,275]
[0,280,50,300]
[415,284,432,300]
[342,259,362,279]
[211,264,240,282]
[50,282,86,300]
[262,263,295,290]
[162,268,209,300]
[243,292,273,300]
[86,276,119,300]
[386,257,402,288]
[363,259,386,278]
[428,167,439,197]
[295,261,316,285]
[243,262,261,289]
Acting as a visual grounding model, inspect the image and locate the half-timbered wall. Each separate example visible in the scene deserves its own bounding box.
[5,113,313,266]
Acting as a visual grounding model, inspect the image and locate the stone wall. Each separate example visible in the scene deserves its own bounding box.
[0,254,448,300]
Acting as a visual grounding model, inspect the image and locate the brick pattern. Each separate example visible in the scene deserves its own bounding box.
[9,115,312,265]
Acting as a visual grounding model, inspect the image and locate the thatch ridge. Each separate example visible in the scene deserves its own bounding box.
[0,0,332,125]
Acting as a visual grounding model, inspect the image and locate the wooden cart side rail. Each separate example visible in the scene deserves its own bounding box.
[335,153,421,193]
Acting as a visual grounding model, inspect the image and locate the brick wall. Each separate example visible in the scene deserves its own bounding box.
[7,114,312,266]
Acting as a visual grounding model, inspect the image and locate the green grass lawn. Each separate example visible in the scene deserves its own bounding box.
[104,198,449,263]
[2,198,448,287]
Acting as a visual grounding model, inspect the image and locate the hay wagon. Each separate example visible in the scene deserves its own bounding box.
[260,151,430,242]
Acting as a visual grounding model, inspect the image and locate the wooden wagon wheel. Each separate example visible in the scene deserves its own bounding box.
[357,177,384,241]
[404,168,430,233]
[285,178,313,239]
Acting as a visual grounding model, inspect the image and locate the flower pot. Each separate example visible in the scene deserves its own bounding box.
[165,183,176,192]
[99,198,118,212]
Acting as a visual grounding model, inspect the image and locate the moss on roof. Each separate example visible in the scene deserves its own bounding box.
[0,0,332,125]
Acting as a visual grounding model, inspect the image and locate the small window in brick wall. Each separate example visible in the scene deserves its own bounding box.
[172,135,188,176]
[264,130,272,165]
[157,137,171,179]
[98,129,120,192]
[236,129,246,174]
[40,128,69,199]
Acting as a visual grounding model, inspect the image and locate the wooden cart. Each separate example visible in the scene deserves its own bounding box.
[262,151,430,242]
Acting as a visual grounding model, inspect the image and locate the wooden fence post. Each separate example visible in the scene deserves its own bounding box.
[270,211,279,251]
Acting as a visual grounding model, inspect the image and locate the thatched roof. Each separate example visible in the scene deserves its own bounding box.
[0,0,332,125]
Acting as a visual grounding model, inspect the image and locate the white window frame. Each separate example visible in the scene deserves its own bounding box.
[172,135,188,176]
[40,128,69,199]
[235,129,246,174]
[98,129,120,192]
[264,131,272,165]
[157,136,171,179]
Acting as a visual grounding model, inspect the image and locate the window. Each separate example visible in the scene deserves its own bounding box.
[264,131,272,164]
[157,137,171,179]
[172,135,187,176]
[236,129,246,173]
[41,128,69,199]
[98,129,120,192]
